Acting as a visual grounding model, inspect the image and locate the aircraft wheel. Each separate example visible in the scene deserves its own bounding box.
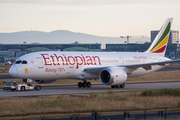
[116,85,120,88]
[86,82,91,88]
[78,82,83,88]
[120,83,125,88]
[21,86,25,91]
[111,85,116,88]
[82,82,87,88]
[36,86,41,91]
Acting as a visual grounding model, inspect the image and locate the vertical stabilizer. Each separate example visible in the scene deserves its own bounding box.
[145,18,173,56]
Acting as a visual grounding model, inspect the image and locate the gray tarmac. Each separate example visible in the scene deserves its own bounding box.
[1,82,180,97]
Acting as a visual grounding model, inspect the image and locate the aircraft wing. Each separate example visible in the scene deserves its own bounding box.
[83,59,180,73]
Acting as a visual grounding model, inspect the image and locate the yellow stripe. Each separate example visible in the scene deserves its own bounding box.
[151,35,169,52]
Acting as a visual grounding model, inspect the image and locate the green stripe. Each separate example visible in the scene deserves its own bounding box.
[150,22,171,51]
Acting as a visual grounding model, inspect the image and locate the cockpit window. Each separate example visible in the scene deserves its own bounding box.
[14,60,28,64]
[15,60,22,64]
[22,60,28,64]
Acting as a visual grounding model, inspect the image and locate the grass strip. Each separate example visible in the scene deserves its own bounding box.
[0,89,180,118]
[141,88,180,96]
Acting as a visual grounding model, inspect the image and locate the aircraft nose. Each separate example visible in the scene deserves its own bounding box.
[9,65,18,77]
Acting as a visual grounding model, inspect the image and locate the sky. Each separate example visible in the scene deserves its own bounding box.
[0,0,180,38]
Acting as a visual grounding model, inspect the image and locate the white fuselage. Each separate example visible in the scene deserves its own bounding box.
[9,51,170,81]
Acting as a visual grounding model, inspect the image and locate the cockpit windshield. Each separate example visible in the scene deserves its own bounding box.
[22,60,28,64]
[15,60,28,64]
[15,60,22,64]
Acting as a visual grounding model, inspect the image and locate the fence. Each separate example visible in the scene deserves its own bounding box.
[1,107,180,120]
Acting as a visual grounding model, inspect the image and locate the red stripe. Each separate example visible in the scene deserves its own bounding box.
[152,45,166,53]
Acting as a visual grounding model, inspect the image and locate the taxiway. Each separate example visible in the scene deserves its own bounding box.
[1,82,180,97]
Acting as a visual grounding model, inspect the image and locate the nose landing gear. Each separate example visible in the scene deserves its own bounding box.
[78,80,91,88]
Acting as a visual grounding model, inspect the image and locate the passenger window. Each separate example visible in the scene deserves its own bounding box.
[15,60,22,64]
[22,60,28,64]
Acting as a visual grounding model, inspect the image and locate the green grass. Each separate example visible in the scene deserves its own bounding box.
[140,89,180,97]
[0,65,11,74]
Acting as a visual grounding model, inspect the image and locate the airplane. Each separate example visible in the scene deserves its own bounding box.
[9,18,180,89]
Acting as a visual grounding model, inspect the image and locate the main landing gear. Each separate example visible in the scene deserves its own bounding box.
[111,83,125,88]
[78,80,91,88]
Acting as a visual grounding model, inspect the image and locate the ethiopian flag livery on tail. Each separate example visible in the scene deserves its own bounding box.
[146,18,173,56]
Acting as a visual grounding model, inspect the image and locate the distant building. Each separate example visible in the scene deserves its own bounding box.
[106,43,178,59]
[151,30,179,58]
[151,30,179,46]
[0,43,101,64]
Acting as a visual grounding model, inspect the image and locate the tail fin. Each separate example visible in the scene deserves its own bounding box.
[145,18,173,56]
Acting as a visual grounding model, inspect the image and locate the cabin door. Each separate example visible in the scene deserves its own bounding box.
[119,57,124,65]
[36,57,44,68]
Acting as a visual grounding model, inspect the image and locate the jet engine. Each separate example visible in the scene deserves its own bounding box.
[33,80,57,84]
[99,68,127,85]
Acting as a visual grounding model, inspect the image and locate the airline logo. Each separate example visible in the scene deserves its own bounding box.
[150,22,171,53]
[24,68,29,74]
[41,54,101,69]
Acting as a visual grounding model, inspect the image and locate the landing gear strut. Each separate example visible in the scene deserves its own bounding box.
[111,83,125,89]
[78,80,91,88]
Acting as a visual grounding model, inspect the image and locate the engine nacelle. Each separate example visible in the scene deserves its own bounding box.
[99,68,127,85]
[33,80,57,84]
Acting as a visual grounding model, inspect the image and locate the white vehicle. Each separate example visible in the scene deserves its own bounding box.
[8,18,180,89]
[3,81,41,91]
[16,83,41,91]
[3,81,17,91]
